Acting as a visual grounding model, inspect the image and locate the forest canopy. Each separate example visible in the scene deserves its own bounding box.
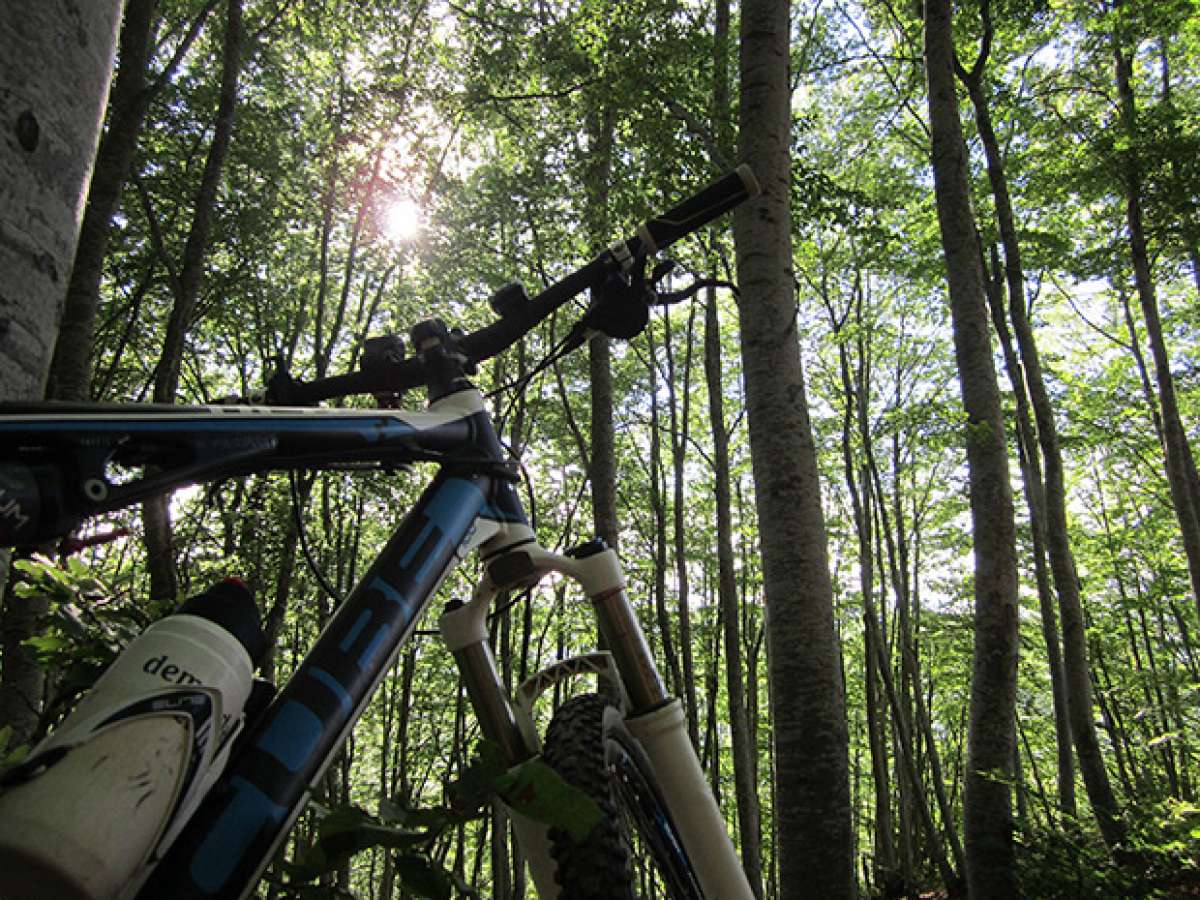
[1,0,1199,897]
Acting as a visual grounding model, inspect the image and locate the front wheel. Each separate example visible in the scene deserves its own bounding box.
[541,693,704,899]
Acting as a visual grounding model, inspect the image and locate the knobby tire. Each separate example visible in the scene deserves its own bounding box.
[541,693,703,900]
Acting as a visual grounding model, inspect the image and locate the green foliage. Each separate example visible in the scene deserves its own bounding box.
[450,739,603,843]
[279,803,474,899]
[279,740,600,898]
[0,725,29,778]
[12,555,151,724]
[1017,801,1200,898]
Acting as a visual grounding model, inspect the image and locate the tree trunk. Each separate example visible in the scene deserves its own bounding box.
[0,0,122,744]
[646,330,685,699]
[152,0,243,404]
[664,308,701,748]
[0,1,121,403]
[1112,23,1200,624]
[584,104,619,552]
[982,252,1076,821]
[704,291,764,896]
[960,30,1122,840]
[46,0,219,401]
[143,0,244,603]
[924,0,1021,895]
[735,0,854,893]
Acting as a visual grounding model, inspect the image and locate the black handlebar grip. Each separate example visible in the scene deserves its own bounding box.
[634,164,760,254]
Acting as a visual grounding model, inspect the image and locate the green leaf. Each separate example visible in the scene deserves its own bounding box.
[492,759,603,843]
[0,726,29,777]
[447,740,509,813]
[393,853,454,900]
[379,798,471,830]
[284,806,432,882]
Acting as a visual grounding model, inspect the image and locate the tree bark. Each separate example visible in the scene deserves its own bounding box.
[959,20,1122,840]
[0,1,120,403]
[1111,20,1200,624]
[647,329,685,699]
[924,0,1021,895]
[584,104,620,552]
[152,0,243,405]
[45,0,219,401]
[735,0,854,893]
[0,0,122,744]
[664,308,701,748]
[143,0,244,603]
[705,291,764,896]
[982,252,1076,821]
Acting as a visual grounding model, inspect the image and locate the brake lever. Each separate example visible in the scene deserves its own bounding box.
[652,276,741,307]
[571,253,654,343]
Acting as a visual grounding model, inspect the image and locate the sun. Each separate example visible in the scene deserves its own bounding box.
[383,197,423,242]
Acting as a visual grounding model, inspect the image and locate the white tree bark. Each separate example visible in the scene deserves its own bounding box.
[0,0,121,746]
[0,1,122,403]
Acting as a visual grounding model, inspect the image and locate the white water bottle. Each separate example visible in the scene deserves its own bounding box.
[0,578,265,900]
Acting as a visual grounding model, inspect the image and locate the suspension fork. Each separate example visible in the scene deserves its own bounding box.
[440,533,754,900]
[439,535,669,760]
[439,533,684,899]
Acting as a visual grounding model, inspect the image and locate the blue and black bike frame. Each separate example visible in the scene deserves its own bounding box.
[163,409,527,898]
[0,380,532,899]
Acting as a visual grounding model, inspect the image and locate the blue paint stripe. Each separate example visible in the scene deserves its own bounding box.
[406,478,487,582]
[359,626,389,669]
[339,609,371,652]
[400,520,435,569]
[256,700,321,772]
[308,667,352,716]
[190,776,285,893]
[410,532,446,584]
[371,576,408,609]
[426,477,484,532]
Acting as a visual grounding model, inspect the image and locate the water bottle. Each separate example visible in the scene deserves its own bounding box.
[0,577,265,900]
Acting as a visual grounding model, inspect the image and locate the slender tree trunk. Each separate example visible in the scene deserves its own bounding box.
[735,0,853,893]
[584,104,619,551]
[1112,24,1200,623]
[821,287,899,885]
[924,0,1021,895]
[45,0,219,401]
[704,291,764,896]
[44,0,156,400]
[664,309,701,748]
[704,3,764,885]
[143,0,244,602]
[646,331,685,698]
[152,0,242,404]
[982,254,1076,821]
[961,36,1122,842]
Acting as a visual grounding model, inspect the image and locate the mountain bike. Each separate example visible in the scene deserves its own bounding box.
[0,165,759,900]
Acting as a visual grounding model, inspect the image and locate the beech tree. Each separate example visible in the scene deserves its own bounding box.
[925,0,1020,895]
[0,1,122,746]
[735,0,854,894]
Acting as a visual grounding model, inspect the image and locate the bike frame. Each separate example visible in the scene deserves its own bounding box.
[0,385,753,900]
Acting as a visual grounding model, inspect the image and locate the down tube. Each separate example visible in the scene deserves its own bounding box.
[137,471,491,900]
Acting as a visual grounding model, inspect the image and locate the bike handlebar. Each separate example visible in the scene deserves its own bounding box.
[279,165,758,404]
